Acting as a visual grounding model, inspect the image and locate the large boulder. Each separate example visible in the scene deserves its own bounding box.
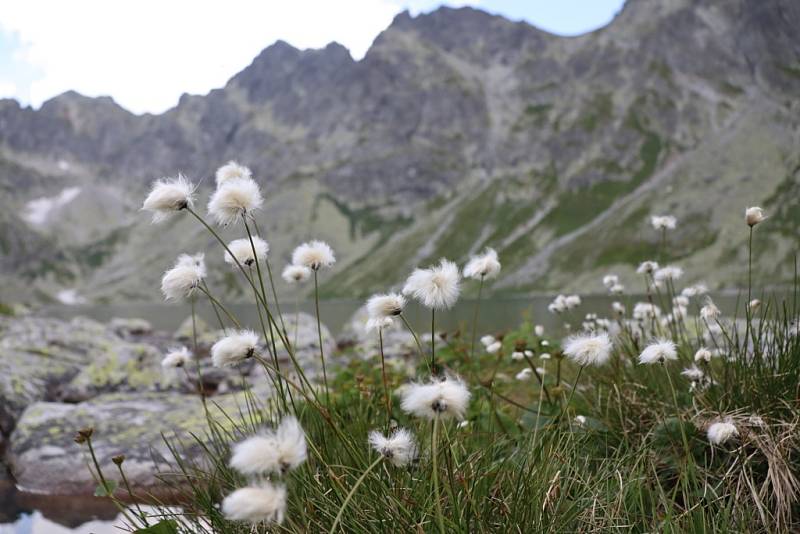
[272,312,337,381]
[0,316,119,434]
[7,390,269,496]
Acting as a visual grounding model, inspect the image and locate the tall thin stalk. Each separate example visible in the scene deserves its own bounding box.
[328,456,383,533]
[378,328,391,428]
[431,308,437,373]
[469,276,485,360]
[314,270,330,404]
[431,417,445,534]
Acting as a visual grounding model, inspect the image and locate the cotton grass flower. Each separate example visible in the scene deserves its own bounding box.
[211,330,259,367]
[534,325,545,336]
[222,483,286,525]
[486,341,502,354]
[208,177,263,226]
[602,274,619,289]
[515,368,533,381]
[609,283,625,295]
[282,264,311,284]
[745,207,766,227]
[548,295,567,314]
[292,240,336,271]
[141,175,195,223]
[463,247,501,280]
[636,260,659,275]
[694,347,712,363]
[633,302,660,321]
[654,265,683,284]
[215,161,252,186]
[612,301,626,316]
[511,351,524,361]
[707,421,739,445]
[650,215,676,230]
[480,335,496,347]
[563,332,613,367]
[565,295,582,309]
[224,237,269,267]
[161,253,206,301]
[700,298,721,321]
[366,316,394,332]
[681,365,704,381]
[368,428,418,467]
[402,259,461,310]
[749,299,761,311]
[366,293,406,320]
[161,347,192,368]
[229,416,307,475]
[681,283,708,297]
[638,339,678,364]
[400,375,471,420]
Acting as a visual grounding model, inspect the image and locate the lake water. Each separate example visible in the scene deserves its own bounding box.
[2,292,789,532]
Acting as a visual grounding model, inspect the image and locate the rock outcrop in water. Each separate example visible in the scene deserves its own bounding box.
[0,0,798,304]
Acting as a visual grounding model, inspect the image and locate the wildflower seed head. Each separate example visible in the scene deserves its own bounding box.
[281,264,312,284]
[162,346,192,368]
[654,265,683,284]
[694,347,712,363]
[565,295,582,309]
[161,253,206,301]
[650,215,677,231]
[368,428,418,467]
[612,301,626,316]
[207,177,263,226]
[229,416,307,476]
[221,483,287,525]
[141,174,195,223]
[638,339,678,364]
[480,335,496,347]
[366,293,406,320]
[486,341,502,354]
[681,365,704,381]
[563,332,613,367]
[400,375,471,421]
[602,274,619,289]
[402,259,461,310]
[112,455,125,466]
[463,247,501,280]
[511,351,524,361]
[700,298,721,321]
[745,206,765,227]
[633,302,661,321]
[224,237,269,267]
[515,368,533,381]
[681,283,708,297]
[534,325,545,336]
[636,260,659,275]
[211,330,259,367]
[748,299,761,311]
[707,421,738,445]
[292,240,336,271]
[215,161,252,186]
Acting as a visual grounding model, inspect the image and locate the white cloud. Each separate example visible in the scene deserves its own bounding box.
[0,80,17,97]
[2,0,471,114]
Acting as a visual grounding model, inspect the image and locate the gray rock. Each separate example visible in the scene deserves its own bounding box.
[269,312,337,382]
[0,316,117,434]
[7,390,268,496]
[110,317,153,337]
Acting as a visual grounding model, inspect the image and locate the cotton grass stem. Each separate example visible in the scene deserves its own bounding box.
[328,455,383,533]
[431,417,446,534]
[469,276,484,360]
[399,314,428,370]
[314,270,330,404]
[379,328,392,427]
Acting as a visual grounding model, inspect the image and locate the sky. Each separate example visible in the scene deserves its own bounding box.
[0,0,625,115]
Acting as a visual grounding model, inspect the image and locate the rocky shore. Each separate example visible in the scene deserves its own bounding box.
[0,311,405,499]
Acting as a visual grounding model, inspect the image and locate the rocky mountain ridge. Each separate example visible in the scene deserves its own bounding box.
[0,0,798,305]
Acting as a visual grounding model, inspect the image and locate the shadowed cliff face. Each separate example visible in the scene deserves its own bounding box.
[0,0,798,303]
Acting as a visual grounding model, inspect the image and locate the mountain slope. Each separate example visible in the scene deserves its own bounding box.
[0,0,798,304]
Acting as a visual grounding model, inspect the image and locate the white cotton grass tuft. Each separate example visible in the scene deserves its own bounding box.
[366,316,394,332]
[229,416,307,476]
[402,259,461,310]
[366,293,406,320]
[694,347,712,363]
[292,240,336,271]
[650,215,676,231]
[515,368,533,381]
[161,347,192,368]
[633,302,660,321]
[534,325,545,336]
[161,253,206,301]
[681,283,708,297]
[480,335,496,347]
[636,260,659,275]
[563,332,613,367]
[707,421,739,445]
[654,265,683,284]
[282,264,312,284]
[368,428,418,467]
[485,341,502,354]
[142,175,195,223]
[211,330,259,367]
[463,248,501,280]
[749,299,761,311]
[602,274,619,289]
[612,301,626,316]
[700,298,721,321]
[400,375,471,420]
[224,237,269,267]
[681,365,705,381]
[638,339,678,364]
[565,295,581,309]
[609,283,625,295]
[221,483,286,525]
[745,206,766,227]
[207,177,263,226]
[215,161,252,186]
